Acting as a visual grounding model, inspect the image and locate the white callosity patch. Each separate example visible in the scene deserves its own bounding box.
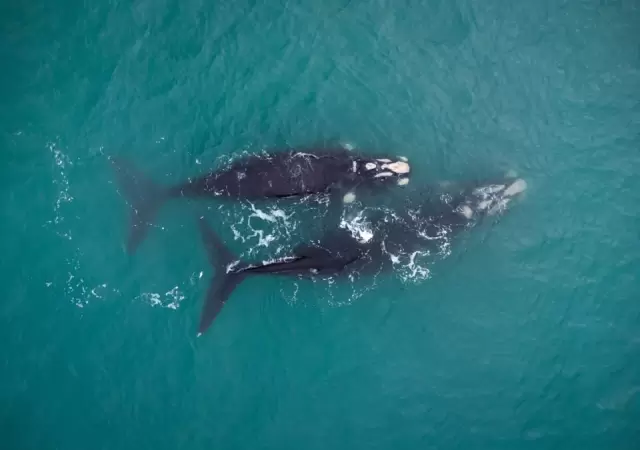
[352,161,357,172]
[382,161,410,174]
[504,179,527,197]
[459,205,474,219]
[365,162,377,171]
[468,178,527,216]
[374,171,394,178]
[343,192,357,203]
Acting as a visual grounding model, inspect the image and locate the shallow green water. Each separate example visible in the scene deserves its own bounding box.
[2,1,639,449]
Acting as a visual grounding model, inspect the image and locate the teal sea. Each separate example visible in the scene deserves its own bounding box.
[2,1,639,449]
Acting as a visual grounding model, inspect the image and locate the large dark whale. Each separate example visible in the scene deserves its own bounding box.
[194,174,527,335]
[111,146,410,254]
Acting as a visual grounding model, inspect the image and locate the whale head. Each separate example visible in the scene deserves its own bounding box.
[355,155,411,187]
[456,176,527,220]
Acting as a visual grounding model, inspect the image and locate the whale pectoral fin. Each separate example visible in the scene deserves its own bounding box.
[196,216,246,336]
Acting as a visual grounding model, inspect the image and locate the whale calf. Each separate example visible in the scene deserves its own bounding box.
[194,174,527,335]
[111,146,410,254]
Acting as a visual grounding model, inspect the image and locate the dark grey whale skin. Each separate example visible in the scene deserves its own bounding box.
[111,146,410,254]
[194,175,527,335]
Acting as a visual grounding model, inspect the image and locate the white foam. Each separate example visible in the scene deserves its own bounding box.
[47,143,118,309]
[340,212,374,243]
[249,204,278,223]
[138,286,186,310]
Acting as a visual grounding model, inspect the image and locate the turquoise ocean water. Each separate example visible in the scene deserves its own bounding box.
[2,1,639,449]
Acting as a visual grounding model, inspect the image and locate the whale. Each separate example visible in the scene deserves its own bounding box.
[194,174,528,335]
[111,146,410,254]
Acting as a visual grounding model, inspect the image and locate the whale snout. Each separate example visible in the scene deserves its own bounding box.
[504,178,527,197]
[360,156,411,187]
[461,177,527,218]
[385,161,410,174]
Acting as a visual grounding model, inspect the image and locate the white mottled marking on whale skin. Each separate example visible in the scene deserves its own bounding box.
[365,162,377,170]
[397,178,410,186]
[459,205,473,219]
[374,171,393,178]
[504,179,527,197]
[383,161,410,174]
[343,192,356,203]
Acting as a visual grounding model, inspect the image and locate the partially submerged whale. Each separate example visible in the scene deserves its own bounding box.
[111,146,410,253]
[194,174,528,335]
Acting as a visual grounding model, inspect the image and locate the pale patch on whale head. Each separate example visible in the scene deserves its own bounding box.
[376,158,392,163]
[374,171,394,178]
[459,205,473,219]
[397,177,410,186]
[504,179,527,197]
[343,192,356,203]
[381,161,410,174]
[352,161,357,172]
[365,162,377,171]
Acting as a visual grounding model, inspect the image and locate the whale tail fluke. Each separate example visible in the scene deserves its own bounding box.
[110,156,168,254]
[197,216,246,336]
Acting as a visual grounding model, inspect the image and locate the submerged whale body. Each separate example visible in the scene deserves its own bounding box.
[195,174,528,335]
[111,146,410,254]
